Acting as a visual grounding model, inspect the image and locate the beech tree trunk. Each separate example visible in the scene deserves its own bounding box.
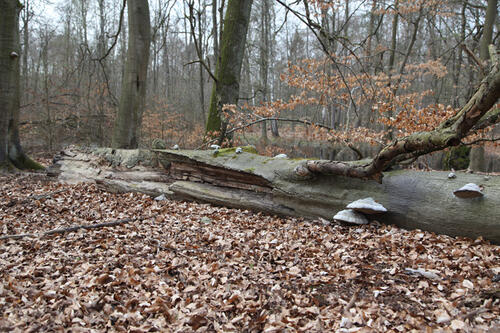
[112,0,151,149]
[0,0,43,171]
[205,0,252,143]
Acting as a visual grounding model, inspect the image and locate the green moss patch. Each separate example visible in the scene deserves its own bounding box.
[443,146,471,170]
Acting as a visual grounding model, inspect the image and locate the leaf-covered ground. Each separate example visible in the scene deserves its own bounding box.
[1,173,499,332]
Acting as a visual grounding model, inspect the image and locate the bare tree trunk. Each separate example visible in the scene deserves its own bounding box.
[388,0,399,75]
[0,0,43,170]
[480,0,497,61]
[453,2,466,108]
[259,0,269,141]
[469,0,497,172]
[212,0,219,65]
[205,0,253,144]
[112,0,151,149]
[197,1,206,126]
[21,0,29,92]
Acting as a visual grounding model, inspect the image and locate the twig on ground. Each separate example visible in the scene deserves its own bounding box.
[0,216,153,240]
[28,189,67,202]
[462,307,488,321]
[343,286,361,315]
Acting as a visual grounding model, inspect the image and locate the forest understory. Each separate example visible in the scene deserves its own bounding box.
[1,164,499,332]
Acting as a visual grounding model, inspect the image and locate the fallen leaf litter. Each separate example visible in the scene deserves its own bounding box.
[1,174,499,332]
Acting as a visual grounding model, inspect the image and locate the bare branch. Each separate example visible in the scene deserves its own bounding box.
[186,0,218,83]
[462,44,486,74]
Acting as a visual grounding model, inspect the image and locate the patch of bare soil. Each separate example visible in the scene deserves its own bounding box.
[1,173,499,332]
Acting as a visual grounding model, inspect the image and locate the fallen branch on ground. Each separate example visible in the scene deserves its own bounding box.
[0,217,146,240]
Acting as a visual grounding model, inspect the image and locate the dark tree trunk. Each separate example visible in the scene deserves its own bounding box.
[0,0,43,171]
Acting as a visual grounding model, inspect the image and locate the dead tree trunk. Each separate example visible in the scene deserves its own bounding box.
[50,147,500,244]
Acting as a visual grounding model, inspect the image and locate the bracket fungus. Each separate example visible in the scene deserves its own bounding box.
[171,144,179,150]
[453,183,483,199]
[210,144,220,150]
[274,154,288,159]
[346,197,387,214]
[333,209,369,225]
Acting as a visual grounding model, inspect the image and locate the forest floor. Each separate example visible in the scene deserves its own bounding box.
[0,171,499,332]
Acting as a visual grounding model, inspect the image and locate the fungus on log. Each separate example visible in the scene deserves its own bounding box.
[346,197,388,214]
[453,183,484,199]
[333,209,369,225]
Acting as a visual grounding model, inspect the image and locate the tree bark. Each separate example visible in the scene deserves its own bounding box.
[205,0,252,144]
[0,0,43,171]
[112,0,151,149]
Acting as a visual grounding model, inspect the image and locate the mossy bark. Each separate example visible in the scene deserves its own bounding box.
[112,0,151,149]
[0,0,44,172]
[205,0,252,143]
[443,146,471,170]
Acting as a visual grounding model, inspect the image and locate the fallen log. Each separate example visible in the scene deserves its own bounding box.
[156,148,500,244]
[49,147,500,243]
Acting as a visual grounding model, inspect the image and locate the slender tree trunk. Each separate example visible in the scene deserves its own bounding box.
[21,0,29,92]
[205,0,253,144]
[212,0,219,65]
[453,2,466,108]
[0,0,43,170]
[259,0,269,141]
[388,0,399,75]
[197,2,206,126]
[112,0,151,149]
[96,0,107,145]
[469,0,497,172]
[385,0,399,139]
[480,0,497,61]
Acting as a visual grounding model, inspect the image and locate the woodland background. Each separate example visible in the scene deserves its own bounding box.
[18,0,500,171]
[1,1,500,331]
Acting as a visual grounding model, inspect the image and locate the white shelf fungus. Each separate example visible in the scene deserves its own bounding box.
[346,197,387,214]
[453,183,483,198]
[333,209,369,225]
